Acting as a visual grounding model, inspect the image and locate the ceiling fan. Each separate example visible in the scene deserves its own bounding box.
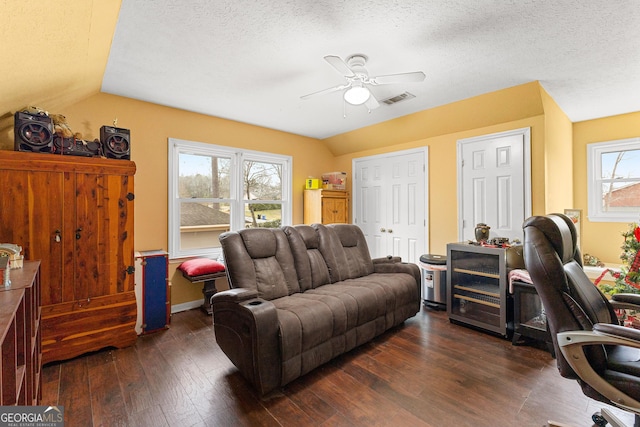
[301,54,426,111]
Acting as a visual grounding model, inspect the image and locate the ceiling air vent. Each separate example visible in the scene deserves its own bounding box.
[381,92,416,105]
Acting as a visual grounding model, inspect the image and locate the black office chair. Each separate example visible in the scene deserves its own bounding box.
[523,214,640,427]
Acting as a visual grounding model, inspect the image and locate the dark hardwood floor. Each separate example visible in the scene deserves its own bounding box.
[42,307,634,427]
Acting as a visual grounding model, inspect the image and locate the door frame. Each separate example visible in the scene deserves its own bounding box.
[352,146,430,256]
[456,127,532,241]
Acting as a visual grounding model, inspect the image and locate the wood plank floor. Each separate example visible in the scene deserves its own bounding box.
[41,307,635,427]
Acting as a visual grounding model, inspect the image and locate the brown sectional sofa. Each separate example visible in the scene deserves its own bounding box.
[212,223,421,395]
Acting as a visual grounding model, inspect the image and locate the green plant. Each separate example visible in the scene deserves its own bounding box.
[595,223,640,295]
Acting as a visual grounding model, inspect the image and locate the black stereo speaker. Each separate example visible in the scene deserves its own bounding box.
[53,137,103,157]
[14,111,54,153]
[100,126,130,160]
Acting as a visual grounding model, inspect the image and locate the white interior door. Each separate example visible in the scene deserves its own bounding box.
[353,148,428,263]
[457,128,531,242]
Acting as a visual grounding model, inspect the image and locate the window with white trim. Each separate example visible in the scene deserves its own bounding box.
[587,137,640,222]
[168,138,292,259]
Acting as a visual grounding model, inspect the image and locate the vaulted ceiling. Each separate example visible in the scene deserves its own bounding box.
[2,1,640,141]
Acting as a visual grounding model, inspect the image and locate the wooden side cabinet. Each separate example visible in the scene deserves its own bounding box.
[0,150,137,364]
[0,261,41,405]
[303,189,349,224]
[135,250,170,334]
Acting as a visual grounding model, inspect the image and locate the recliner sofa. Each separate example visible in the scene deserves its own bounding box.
[212,223,421,395]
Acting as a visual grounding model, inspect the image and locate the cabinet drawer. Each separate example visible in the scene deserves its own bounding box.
[41,292,137,364]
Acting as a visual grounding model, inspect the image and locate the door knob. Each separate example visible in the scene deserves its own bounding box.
[54,229,61,243]
[380,228,386,232]
[387,229,393,233]
[75,227,83,240]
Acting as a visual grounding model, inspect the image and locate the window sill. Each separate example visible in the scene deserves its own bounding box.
[583,265,622,281]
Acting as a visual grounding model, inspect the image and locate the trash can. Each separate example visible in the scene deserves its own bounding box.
[419,254,447,310]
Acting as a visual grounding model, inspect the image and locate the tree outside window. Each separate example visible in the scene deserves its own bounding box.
[588,138,640,222]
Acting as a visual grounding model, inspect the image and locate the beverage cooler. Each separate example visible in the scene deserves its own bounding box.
[446,242,523,337]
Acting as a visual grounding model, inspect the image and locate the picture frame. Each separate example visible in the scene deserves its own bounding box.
[564,209,582,250]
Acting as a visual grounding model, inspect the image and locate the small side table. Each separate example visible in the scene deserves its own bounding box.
[182,271,226,315]
[511,280,554,357]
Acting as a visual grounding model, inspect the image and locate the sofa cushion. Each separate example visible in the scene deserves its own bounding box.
[314,224,374,282]
[220,228,300,299]
[241,227,278,259]
[283,225,331,292]
[307,283,384,328]
[272,292,349,384]
[341,272,420,328]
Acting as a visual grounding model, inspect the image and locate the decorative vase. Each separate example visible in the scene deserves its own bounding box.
[475,223,490,243]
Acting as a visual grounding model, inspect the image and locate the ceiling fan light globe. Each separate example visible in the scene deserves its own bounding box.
[344,86,370,105]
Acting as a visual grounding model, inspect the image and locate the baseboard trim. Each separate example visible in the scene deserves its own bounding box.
[171,300,202,314]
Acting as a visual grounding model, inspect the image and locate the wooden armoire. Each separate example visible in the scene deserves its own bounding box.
[0,150,137,364]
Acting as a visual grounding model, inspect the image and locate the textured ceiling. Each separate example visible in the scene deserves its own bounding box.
[102,0,640,139]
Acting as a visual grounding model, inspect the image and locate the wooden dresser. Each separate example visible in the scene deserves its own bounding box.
[0,261,41,405]
[0,150,137,364]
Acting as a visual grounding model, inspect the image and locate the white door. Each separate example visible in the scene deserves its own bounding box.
[457,128,531,242]
[353,148,428,263]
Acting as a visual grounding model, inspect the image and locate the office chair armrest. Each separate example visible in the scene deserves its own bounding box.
[610,293,640,311]
[594,323,640,342]
[557,328,640,413]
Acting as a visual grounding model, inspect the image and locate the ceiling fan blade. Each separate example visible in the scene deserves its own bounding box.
[370,71,426,85]
[365,92,380,110]
[300,83,350,100]
[324,55,356,77]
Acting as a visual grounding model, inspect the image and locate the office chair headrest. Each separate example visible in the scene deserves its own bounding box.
[522,214,579,265]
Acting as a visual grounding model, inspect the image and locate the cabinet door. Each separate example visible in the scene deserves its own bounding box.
[0,170,71,306]
[74,173,135,301]
[323,197,348,224]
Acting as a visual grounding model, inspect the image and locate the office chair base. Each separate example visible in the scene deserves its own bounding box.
[547,408,633,427]
[593,408,636,427]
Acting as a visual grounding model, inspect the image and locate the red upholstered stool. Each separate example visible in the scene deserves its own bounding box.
[178,258,226,315]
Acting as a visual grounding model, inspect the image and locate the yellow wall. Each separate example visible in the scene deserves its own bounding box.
[324,81,545,156]
[333,116,546,255]
[56,92,335,304]
[573,112,640,264]
[330,82,550,255]
[5,82,637,304]
[540,88,574,213]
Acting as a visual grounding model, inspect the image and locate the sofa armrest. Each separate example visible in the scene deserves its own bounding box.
[372,255,402,264]
[373,261,421,289]
[212,288,258,303]
[212,292,280,395]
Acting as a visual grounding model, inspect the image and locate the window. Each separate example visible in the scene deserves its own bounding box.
[587,137,640,222]
[168,138,291,259]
